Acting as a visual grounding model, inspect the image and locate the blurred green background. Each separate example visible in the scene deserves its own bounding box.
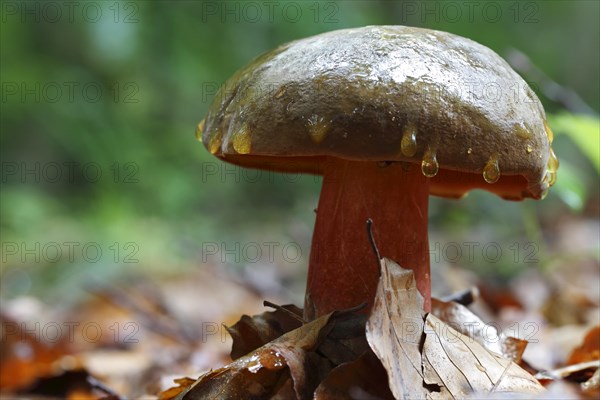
[1,0,598,306]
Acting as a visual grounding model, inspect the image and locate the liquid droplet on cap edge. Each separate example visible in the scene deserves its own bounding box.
[421,147,438,178]
[233,125,252,154]
[483,154,500,184]
[544,120,554,144]
[208,130,223,154]
[400,124,417,157]
[195,119,205,142]
[546,148,559,186]
[307,115,330,144]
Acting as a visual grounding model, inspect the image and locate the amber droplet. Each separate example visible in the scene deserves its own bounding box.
[526,145,533,154]
[544,120,554,144]
[483,154,500,184]
[400,124,417,157]
[514,122,533,139]
[307,115,330,144]
[467,148,473,155]
[208,130,222,155]
[544,171,556,187]
[421,147,438,178]
[548,148,559,171]
[195,119,205,142]
[546,148,559,186]
[233,125,252,154]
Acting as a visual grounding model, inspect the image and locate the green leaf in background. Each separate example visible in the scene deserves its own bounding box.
[552,160,587,212]
[548,113,600,172]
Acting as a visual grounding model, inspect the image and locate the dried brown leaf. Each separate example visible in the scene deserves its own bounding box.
[366,258,428,400]
[431,298,528,362]
[270,377,296,399]
[318,314,369,366]
[0,315,74,392]
[178,311,335,399]
[568,325,600,365]
[179,348,290,399]
[582,368,600,394]
[284,349,333,399]
[314,351,394,400]
[18,369,118,399]
[423,313,545,398]
[225,304,304,360]
[158,377,197,400]
[535,360,600,381]
[367,260,544,400]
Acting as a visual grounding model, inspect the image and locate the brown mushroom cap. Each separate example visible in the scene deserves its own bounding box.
[200,25,557,200]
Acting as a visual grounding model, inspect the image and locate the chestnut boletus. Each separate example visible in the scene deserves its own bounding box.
[198,26,558,320]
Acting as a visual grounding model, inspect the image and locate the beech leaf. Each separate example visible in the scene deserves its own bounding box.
[422,313,545,398]
[367,259,544,400]
[225,303,304,360]
[366,258,428,400]
[431,298,528,362]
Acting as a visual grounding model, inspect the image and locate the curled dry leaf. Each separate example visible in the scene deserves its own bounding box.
[160,300,369,400]
[158,377,197,400]
[535,360,600,382]
[171,308,367,400]
[530,325,600,396]
[225,303,304,360]
[431,298,528,362]
[366,258,428,400]
[367,259,544,400]
[176,314,330,399]
[423,313,545,398]
[568,325,600,365]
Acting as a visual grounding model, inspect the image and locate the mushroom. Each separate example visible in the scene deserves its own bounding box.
[197,26,558,320]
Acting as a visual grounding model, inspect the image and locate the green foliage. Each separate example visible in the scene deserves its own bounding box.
[1,1,598,297]
[545,113,600,212]
[552,160,587,212]
[548,113,600,172]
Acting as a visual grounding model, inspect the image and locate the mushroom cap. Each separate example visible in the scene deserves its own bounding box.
[200,25,556,200]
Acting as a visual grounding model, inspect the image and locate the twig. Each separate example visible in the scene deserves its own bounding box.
[366,218,381,268]
[341,301,368,315]
[535,360,600,381]
[87,375,125,400]
[264,300,306,323]
[506,48,596,116]
[441,287,479,306]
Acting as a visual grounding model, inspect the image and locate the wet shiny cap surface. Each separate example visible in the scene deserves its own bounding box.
[199,25,557,200]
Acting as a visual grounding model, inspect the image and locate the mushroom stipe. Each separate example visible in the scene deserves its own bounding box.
[305,159,430,318]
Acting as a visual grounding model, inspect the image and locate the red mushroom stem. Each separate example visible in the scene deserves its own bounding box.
[304,158,431,319]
